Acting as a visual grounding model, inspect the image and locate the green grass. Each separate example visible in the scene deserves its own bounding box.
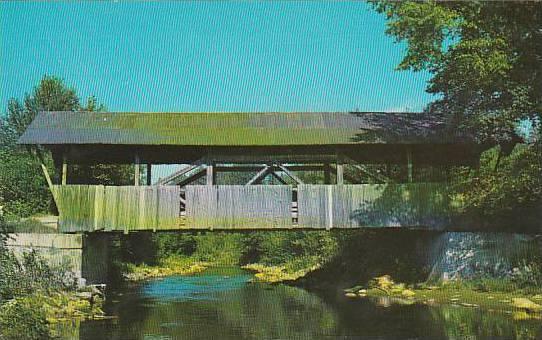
[122,255,209,281]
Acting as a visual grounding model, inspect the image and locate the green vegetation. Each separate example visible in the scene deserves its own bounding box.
[0,244,106,339]
[1,1,542,335]
[0,297,49,340]
[122,256,209,281]
[344,274,542,320]
[0,75,132,220]
[371,1,541,146]
[372,1,542,231]
[113,230,338,284]
[0,211,104,339]
[450,145,542,231]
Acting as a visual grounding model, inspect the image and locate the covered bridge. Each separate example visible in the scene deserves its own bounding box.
[18,111,484,233]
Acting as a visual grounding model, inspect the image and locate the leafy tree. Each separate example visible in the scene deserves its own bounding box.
[0,76,82,217]
[451,145,542,231]
[0,75,128,217]
[372,1,542,230]
[3,76,80,140]
[371,1,541,145]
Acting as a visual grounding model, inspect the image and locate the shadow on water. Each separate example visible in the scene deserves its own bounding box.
[59,267,541,339]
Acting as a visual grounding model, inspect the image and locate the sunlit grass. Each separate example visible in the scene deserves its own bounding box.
[122,255,209,281]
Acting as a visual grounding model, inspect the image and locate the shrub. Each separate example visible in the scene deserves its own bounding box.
[0,250,77,301]
[0,297,50,340]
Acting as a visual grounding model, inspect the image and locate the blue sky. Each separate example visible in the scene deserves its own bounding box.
[1,1,434,113]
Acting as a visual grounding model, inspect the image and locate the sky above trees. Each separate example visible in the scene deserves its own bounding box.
[1,2,434,113]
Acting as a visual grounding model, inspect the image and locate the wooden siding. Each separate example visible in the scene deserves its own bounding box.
[53,185,180,232]
[185,185,292,229]
[297,184,452,230]
[52,183,453,232]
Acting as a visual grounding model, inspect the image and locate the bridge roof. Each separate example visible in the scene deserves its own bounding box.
[18,111,473,146]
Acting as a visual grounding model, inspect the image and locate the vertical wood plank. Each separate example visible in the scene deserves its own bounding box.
[146,164,152,185]
[206,163,214,185]
[134,154,140,186]
[61,153,68,185]
[336,164,344,184]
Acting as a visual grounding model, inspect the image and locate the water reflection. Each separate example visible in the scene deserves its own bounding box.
[64,268,541,339]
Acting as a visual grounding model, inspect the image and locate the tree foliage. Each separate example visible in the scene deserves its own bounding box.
[451,145,542,231]
[372,1,542,230]
[372,1,541,145]
[0,75,118,217]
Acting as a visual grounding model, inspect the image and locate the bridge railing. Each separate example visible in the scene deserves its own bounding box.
[297,183,453,230]
[185,185,292,229]
[53,183,454,232]
[53,185,181,233]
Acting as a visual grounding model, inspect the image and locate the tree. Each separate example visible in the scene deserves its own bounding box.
[3,76,80,140]
[0,76,84,217]
[372,1,542,230]
[0,75,128,217]
[371,1,541,145]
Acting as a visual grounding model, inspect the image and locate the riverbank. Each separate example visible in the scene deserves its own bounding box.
[242,263,318,283]
[0,288,106,339]
[121,256,210,281]
[343,275,542,319]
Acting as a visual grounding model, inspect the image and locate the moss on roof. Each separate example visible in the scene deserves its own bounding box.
[18,111,470,146]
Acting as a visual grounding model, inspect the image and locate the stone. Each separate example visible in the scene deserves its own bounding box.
[511,298,542,312]
[344,285,364,293]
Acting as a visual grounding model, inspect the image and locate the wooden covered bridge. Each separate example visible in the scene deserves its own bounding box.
[18,111,484,233]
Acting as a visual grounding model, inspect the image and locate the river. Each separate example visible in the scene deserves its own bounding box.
[60,267,541,339]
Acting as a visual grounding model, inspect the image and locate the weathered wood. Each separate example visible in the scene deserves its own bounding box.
[336,163,344,184]
[270,171,287,184]
[40,163,54,192]
[52,183,453,232]
[351,164,391,184]
[146,164,152,185]
[246,165,271,185]
[206,163,214,185]
[277,164,304,185]
[324,163,331,184]
[61,153,68,185]
[185,185,292,229]
[134,154,140,186]
[54,185,180,232]
[215,164,324,172]
[176,167,206,187]
[156,163,202,185]
[33,148,55,195]
[297,184,452,230]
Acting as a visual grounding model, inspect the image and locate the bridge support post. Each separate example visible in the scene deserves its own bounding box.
[206,163,214,185]
[134,154,140,186]
[6,233,111,285]
[146,163,152,185]
[336,163,344,185]
[407,147,413,183]
[61,153,68,185]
